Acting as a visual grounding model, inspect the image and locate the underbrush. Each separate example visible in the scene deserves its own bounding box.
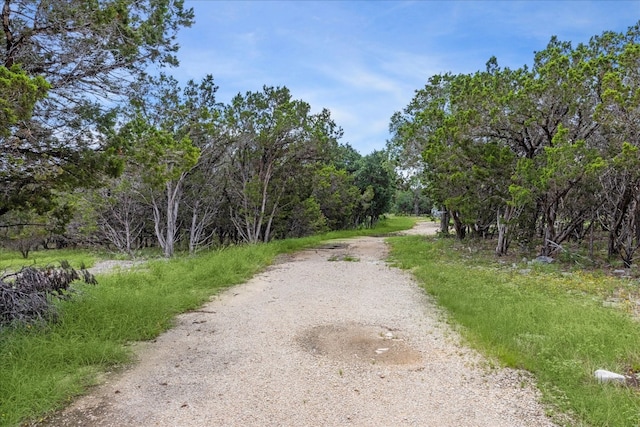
[388,235,640,427]
[0,216,416,427]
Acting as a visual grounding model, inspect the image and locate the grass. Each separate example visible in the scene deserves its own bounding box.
[388,235,640,427]
[0,216,417,427]
[0,248,102,272]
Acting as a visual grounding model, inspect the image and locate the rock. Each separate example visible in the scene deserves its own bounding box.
[594,369,626,384]
[602,300,622,308]
[533,256,554,264]
[612,270,632,278]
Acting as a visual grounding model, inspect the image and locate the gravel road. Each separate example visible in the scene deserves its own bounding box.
[44,222,557,426]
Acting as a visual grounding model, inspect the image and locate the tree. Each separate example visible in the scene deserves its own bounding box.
[353,150,395,227]
[594,29,640,265]
[0,0,194,217]
[92,174,148,256]
[222,86,341,243]
[312,165,360,230]
[0,64,50,215]
[509,126,605,256]
[109,73,227,257]
[116,114,199,257]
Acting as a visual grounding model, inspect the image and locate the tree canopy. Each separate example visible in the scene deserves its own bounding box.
[389,21,640,265]
[0,0,194,217]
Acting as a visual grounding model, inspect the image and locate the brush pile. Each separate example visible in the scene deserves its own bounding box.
[0,261,96,327]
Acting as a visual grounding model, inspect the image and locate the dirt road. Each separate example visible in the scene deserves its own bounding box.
[44,222,556,426]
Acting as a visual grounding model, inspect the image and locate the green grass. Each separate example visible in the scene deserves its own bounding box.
[388,235,640,427]
[0,248,102,272]
[0,216,416,427]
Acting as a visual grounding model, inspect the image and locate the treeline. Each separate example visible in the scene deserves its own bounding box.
[0,1,398,258]
[76,81,397,256]
[2,76,398,257]
[389,22,640,266]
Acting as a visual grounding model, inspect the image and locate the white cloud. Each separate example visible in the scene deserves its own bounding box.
[174,0,640,154]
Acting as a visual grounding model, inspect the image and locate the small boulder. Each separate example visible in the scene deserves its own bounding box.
[594,369,626,384]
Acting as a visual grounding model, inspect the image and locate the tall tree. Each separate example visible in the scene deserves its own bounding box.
[114,74,223,257]
[0,64,49,215]
[116,113,199,257]
[222,86,341,243]
[594,27,640,265]
[353,150,395,227]
[0,0,194,217]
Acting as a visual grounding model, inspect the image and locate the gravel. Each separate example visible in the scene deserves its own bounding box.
[43,222,558,426]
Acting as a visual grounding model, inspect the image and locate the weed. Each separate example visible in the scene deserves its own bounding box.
[328,254,359,262]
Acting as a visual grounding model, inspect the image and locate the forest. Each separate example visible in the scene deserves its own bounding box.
[0,0,406,259]
[2,0,640,270]
[389,21,640,267]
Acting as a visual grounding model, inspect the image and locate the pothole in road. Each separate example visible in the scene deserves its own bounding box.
[316,243,349,250]
[297,323,422,366]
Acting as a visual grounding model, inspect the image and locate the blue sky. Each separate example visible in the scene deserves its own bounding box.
[173,1,640,154]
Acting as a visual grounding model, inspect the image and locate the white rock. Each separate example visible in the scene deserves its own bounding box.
[375,348,389,354]
[594,369,626,384]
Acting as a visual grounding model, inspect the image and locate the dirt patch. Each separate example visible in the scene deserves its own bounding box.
[298,323,422,366]
[88,260,145,275]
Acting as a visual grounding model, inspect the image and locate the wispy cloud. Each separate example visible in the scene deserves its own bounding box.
[175,1,640,154]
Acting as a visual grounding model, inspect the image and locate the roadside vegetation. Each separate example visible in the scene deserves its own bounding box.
[389,233,640,427]
[0,216,415,427]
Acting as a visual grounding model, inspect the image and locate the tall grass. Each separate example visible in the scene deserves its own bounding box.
[0,216,416,426]
[388,235,640,427]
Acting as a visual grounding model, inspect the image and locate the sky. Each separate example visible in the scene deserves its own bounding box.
[173,1,640,155]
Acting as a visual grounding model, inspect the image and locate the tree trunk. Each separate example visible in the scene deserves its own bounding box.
[451,210,466,240]
[439,208,450,235]
[151,176,184,258]
[495,205,513,256]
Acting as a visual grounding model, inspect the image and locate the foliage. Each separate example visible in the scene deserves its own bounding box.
[0,0,194,218]
[389,21,640,265]
[0,64,49,137]
[392,188,431,216]
[222,85,342,243]
[111,74,225,257]
[312,165,361,230]
[353,150,396,226]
